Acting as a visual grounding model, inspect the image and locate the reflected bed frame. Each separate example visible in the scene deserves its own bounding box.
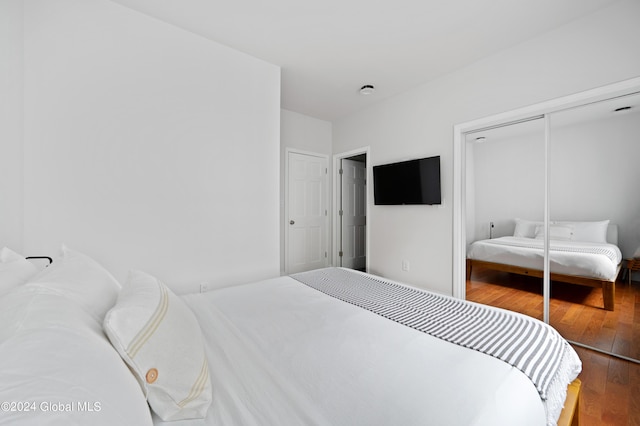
[466,258,621,311]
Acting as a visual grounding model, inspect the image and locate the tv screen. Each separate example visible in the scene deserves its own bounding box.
[373,156,441,205]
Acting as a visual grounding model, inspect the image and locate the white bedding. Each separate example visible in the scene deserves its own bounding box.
[153,271,580,426]
[0,288,153,426]
[467,236,622,281]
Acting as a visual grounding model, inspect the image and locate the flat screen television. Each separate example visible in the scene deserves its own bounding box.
[373,156,441,205]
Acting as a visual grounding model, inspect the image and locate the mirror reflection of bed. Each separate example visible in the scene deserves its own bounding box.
[467,219,621,311]
[464,92,640,364]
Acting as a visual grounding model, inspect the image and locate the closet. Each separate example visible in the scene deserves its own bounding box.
[454,78,640,361]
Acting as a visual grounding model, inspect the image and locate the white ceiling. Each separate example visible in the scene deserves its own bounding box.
[110,0,617,122]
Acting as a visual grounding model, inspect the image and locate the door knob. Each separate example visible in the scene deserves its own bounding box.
[290,220,295,225]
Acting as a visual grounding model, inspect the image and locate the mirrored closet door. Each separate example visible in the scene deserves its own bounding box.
[548,93,640,361]
[462,88,640,363]
[464,118,545,321]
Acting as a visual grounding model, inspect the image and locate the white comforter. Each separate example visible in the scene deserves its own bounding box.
[467,236,622,280]
[153,272,579,426]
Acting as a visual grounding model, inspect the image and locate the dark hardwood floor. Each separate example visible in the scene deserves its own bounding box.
[467,266,640,426]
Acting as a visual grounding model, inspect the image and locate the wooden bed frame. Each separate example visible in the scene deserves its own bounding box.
[466,259,621,311]
[558,379,581,426]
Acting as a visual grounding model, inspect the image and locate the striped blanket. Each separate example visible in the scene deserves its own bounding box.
[481,236,621,264]
[292,267,570,401]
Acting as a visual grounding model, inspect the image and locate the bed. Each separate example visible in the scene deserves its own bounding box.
[466,219,623,311]
[0,246,582,426]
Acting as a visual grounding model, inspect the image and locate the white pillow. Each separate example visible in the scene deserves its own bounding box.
[104,270,212,421]
[554,220,610,243]
[0,247,39,297]
[1,246,26,263]
[0,288,153,425]
[534,224,574,241]
[24,245,121,322]
[513,218,542,238]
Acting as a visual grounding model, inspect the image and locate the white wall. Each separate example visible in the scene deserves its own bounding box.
[472,122,546,240]
[0,0,24,251]
[333,0,640,295]
[279,109,333,273]
[281,109,333,156]
[549,112,640,257]
[17,0,281,293]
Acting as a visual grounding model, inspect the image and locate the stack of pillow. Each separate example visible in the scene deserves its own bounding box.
[0,246,211,425]
[513,218,611,243]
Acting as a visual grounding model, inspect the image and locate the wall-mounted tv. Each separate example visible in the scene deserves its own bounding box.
[373,156,441,205]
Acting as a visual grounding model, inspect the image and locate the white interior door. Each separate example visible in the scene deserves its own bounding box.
[340,158,366,270]
[286,151,328,274]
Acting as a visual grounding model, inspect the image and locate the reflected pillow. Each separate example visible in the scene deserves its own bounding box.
[554,220,610,243]
[513,218,542,238]
[0,247,39,297]
[534,224,574,241]
[104,270,212,421]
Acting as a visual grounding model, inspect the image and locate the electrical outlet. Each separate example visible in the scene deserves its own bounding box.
[402,260,410,272]
[200,282,209,293]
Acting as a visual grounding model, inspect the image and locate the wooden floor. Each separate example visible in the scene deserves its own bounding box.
[467,266,640,426]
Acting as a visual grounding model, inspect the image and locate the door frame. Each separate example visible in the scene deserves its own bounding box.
[284,148,329,275]
[453,77,640,310]
[333,147,370,271]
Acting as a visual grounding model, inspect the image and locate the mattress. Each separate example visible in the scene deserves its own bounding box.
[467,236,622,281]
[153,268,580,426]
